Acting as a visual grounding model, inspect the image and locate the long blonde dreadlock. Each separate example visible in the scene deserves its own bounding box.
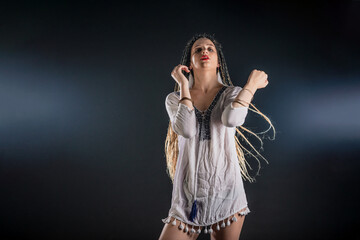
[164,33,276,184]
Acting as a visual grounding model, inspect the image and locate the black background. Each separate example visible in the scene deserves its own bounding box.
[0,0,359,239]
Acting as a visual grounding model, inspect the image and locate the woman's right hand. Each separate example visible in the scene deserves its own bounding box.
[171,64,191,86]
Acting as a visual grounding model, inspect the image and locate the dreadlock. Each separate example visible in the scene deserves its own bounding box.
[164,33,276,184]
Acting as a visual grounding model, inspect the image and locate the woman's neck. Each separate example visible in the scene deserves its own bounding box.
[192,70,223,93]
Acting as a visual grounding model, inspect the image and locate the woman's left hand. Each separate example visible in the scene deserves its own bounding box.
[247,69,269,90]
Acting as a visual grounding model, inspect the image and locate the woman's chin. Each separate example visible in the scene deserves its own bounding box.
[193,66,217,71]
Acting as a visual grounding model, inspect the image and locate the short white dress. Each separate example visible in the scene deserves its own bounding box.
[162,84,251,234]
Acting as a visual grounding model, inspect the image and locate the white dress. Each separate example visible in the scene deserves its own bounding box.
[162,84,251,234]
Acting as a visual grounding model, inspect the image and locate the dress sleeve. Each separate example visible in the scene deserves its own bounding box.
[165,92,197,138]
[221,86,249,127]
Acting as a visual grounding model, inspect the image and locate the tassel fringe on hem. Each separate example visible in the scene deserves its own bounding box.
[161,206,250,234]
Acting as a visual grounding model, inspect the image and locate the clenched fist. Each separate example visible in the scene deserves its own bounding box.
[247,69,269,89]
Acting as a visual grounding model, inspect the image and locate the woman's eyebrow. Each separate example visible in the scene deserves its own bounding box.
[193,44,215,48]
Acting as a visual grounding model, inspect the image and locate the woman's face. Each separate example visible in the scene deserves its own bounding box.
[190,38,219,73]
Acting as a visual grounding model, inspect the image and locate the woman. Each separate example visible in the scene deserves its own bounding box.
[159,33,274,240]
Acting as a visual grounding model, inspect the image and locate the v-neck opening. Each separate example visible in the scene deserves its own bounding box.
[193,85,226,113]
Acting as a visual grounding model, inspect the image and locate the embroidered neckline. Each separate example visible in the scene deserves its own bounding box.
[192,85,227,113]
[175,85,228,141]
[194,86,227,141]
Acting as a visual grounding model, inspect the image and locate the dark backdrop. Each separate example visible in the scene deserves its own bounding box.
[0,1,359,239]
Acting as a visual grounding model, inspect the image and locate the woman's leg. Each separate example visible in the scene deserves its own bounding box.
[158,216,203,240]
[210,207,248,240]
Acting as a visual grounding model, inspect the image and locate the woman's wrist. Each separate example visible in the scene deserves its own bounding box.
[179,80,189,88]
[243,82,258,94]
[231,82,257,108]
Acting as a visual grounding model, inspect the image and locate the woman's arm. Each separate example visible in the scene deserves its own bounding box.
[221,69,268,127]
[165,82,197,139]
[178,81,194,111]
[221,86,250,127]
[232,82,257,108]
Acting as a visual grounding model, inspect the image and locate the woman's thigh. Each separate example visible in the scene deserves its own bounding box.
[158,216,203,240]
[210,208,247,240]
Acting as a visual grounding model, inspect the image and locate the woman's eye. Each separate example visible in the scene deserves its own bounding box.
[194,47,214,53]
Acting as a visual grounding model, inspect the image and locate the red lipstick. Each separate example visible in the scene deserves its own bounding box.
[201,55,209,60]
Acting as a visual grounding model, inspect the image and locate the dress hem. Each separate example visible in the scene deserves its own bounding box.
[161,205,250,229]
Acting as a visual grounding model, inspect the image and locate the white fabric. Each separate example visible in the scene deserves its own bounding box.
[163,84,250,227]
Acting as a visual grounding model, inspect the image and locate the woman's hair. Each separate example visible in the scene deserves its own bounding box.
[164,33,276,183]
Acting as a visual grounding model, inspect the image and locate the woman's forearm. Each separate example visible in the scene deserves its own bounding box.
[179,82,194,110]
[232,82,257,108]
